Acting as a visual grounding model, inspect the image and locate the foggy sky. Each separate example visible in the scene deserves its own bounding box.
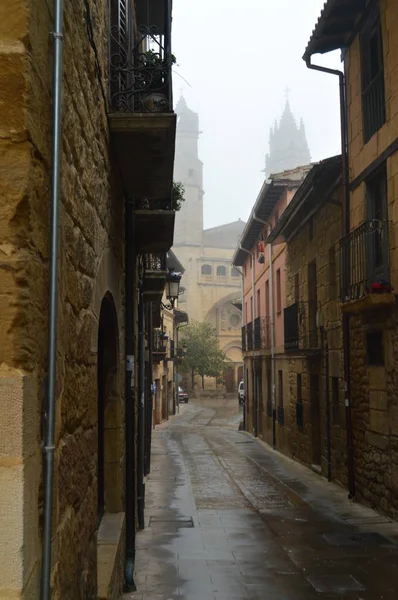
[172,0,342,230]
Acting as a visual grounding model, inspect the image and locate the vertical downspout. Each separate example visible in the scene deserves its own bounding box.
[137,288,145,529]
[41,2,64,598]
[124,200,136,592]
[253,214,276,449]
[305,57,355,498]
[239,245,256,435]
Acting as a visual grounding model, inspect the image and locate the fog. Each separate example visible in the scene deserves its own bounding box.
[172,0,342,229]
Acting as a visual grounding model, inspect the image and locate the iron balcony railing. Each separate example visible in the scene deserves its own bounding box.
[247,322,253,351]
[283,301,320,353]
[254,317,271,350]
[241,326,247,352]
[135,197,174,211]
[153,329,167,354]
[109,0,173,113]
[144,253,167,272]
[340,220,389,302]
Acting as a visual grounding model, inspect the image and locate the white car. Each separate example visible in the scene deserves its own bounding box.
[238,380,245,405]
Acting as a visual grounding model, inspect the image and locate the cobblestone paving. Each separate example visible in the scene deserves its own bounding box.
[122,397,398,600]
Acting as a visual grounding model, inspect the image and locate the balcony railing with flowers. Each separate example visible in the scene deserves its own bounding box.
[109,0,173,113]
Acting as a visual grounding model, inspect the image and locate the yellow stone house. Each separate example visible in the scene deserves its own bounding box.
[304,0,398,517]
[0,0,178,598]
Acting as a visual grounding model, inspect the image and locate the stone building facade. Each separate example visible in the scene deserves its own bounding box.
[304,0,398,519]
[172,98,245,390]
[0,1,177,598]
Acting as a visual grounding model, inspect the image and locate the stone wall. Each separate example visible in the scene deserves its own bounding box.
[0,0,128,597]
[282,196,347,485]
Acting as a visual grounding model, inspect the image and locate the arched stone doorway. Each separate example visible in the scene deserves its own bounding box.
[97,293,122,520]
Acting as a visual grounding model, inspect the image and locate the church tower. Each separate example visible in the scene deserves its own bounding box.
[265,98,311,177]
[173,97,204,247]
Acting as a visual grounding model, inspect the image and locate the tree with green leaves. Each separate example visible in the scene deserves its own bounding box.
[180,321,227,389]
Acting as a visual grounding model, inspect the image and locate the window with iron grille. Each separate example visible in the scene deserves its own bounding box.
[361,8,386,143]
[278,370,283,407]
[276,269,281,313]
[332,377,340,425]
[367,331,384,366]
[296,373,303,430]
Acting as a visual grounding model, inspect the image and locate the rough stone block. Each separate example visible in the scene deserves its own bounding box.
[369,409,389,435]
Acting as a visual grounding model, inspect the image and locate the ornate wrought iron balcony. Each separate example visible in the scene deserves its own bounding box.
[247,322,253,351]
[340,220,391,310]
[153,329,167,362]
[142,253,167,303]
[253,317,271,351]
[283,301,321,354]
[109,0,176,201]
[241,325,247,352]
[110,0,173,113]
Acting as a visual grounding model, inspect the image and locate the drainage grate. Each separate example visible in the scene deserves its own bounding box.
[149,517,194,528]
[324,531,396,547]
[234,440,254,444]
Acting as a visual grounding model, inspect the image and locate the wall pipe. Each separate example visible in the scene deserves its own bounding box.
[41,1,64,598]
[239,245,256,436]
[253,213,277,449]
[137,288,145,529]
[325,332,332,482]
[124,200,136,592]
[305,56,355,498]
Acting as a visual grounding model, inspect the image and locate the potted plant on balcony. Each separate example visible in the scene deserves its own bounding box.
[139,49,176,111]
[172,181,185,211]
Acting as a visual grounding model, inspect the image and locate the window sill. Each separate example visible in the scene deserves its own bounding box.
[97,512,126,600]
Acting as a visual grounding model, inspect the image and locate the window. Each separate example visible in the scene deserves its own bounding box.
[328,246,337,299]
[366,166,388,280]
[367,331,384,366]
[265,280,270,317]
[361,9,386,142]
[309,217,313,241]
[188,168,194,177]
[267,368,272,416]
[276,269,281,313]
[257,289,261,316]
[278,370,283,407]
[297,374,302,402]
[332,377,340,425]
[231,267,240,278]
[294,273,299,303]
[296,374,303,430]
[217,265,226,277]
[278,370,284,425]
[201,264,212,275]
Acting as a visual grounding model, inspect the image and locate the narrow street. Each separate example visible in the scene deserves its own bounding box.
[123,396,398,600]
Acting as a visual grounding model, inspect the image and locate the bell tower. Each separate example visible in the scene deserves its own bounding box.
[173,97,204,247]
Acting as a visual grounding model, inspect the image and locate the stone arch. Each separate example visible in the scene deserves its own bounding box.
[204,290,241,323]
[97,291,123,517]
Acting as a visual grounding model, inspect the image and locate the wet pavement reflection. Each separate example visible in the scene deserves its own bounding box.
[122,396,398,599]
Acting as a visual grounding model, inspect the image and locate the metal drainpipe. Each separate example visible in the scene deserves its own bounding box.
[325,331,332,482]
[137,288,145,529]
[239,245,256,436]
[253,213,276,449]
[41,1,64,598]
[305,57,355,498]
[124,199,136,592]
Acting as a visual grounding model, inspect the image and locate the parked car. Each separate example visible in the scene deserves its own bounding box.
[238,380,245,405]
[178,386,189,403]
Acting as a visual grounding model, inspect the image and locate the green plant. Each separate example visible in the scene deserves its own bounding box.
[172,181,185,211]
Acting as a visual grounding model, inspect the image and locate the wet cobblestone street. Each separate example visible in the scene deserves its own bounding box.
[123,397,398,599]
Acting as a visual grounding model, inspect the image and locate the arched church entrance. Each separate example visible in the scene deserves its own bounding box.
[223,366,235,393]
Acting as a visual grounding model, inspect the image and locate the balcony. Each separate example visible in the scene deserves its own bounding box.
[109,0,176,200]
[134,197,175,253]
[241,326,247,352]
[340,220,394,314]
[153,329,167,362]
[247,322,253,351]
[284,301,321,354]
[142,253,167,302]
[253,317,271,351]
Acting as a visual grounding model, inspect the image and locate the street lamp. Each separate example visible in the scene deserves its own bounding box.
[161,269,182,310]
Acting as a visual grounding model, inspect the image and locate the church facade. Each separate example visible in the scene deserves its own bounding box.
[172,98,245,392]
